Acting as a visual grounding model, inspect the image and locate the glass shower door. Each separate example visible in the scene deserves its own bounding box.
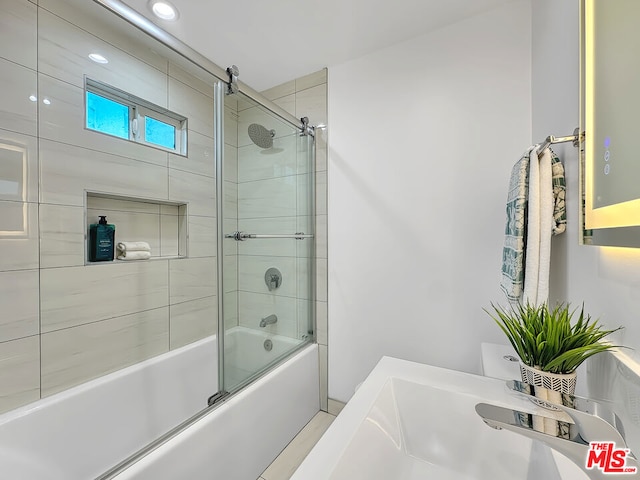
[218,89,315,394]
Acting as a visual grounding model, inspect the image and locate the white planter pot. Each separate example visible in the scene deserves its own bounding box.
[519,362,577,395]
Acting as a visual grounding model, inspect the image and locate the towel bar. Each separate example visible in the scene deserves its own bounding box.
[225,231,313,241]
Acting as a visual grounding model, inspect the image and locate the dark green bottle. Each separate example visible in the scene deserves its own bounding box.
[89,215,115,262]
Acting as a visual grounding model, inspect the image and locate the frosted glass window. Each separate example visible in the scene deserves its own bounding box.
[86,91,129,140]
[145,116,176,150]
[84,78,187,155]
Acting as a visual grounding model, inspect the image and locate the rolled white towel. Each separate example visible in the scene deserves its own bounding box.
[117,241,151,253]
[117,250,151,261]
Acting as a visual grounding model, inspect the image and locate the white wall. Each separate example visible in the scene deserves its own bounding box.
[534,2,640,357]
[327,0,533,402]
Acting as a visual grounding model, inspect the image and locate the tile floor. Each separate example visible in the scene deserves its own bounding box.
[258,411,336,480]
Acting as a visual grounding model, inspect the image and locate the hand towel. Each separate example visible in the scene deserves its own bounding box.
[523,146,541,305]
[117,241,151,253]
[500,147,533,303]
[536,147,554,304]
[117,250,151,261]
[551,152,566,235]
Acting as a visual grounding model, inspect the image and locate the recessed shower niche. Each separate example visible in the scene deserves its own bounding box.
[85,192,188,264]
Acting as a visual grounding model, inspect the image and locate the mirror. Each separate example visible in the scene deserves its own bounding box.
[581,0,640,247]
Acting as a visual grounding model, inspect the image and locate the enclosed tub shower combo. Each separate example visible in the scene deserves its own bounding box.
[0,0,320,478]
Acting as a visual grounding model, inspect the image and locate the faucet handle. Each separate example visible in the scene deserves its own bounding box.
[507,379,627,448]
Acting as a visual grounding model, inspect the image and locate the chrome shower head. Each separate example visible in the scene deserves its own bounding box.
[248,123,275,149]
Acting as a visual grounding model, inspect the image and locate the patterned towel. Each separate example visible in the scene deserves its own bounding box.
[551,151,566,235]
[500,149,531,303]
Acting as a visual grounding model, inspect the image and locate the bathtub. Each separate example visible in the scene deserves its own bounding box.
[0,326,318,480]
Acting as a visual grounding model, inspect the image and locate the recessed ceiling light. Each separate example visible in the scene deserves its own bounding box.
[28,95,37,102]
[43,98,51,105]
[149,0,178,21]
[88,53,109,64]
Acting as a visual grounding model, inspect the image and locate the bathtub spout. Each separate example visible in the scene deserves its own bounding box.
[260,314,278,327]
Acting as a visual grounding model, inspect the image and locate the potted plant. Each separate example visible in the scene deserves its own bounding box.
[486,302,621,396]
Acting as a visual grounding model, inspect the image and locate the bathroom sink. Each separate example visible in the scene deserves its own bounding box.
[291,357,589,480]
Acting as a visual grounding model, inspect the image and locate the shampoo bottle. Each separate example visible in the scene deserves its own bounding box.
[89,215,115,262]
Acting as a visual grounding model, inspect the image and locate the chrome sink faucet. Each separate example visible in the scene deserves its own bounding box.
[475,381,638,479]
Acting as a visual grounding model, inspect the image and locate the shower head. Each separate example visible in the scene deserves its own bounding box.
[248,123,275,149]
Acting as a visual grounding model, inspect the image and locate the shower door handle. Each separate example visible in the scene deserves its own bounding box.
[225,231,313,241]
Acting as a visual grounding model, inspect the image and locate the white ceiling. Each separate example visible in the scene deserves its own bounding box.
[122,0,514,91]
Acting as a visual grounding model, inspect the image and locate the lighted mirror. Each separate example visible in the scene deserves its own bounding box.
[581,0,640,247]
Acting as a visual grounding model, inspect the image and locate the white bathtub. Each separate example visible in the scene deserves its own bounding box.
[0,326,318,479]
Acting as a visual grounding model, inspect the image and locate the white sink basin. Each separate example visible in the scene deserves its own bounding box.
[292,357,588,480]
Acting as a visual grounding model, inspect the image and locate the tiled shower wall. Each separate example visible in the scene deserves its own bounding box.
[262,70,329,410]
[0,0,217,413]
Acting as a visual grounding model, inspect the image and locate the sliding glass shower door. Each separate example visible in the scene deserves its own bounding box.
[218,88,315,394]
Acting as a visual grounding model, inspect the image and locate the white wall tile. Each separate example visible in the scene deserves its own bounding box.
[238,255,297,297]
[168,63,214,99]
[261,80,295,101]
[315,301,327,346]
[169,257,216,304]
[238,291,297,338]
[224,181,238,219]
[169,131,214,178]
[238,176,297,219]
[295,257,312,301]
[315,171,327,215]
[297,299,313,340]
[160,214,179,257]
[169,168,216,217]
[169,296,217,349]
[0,201,39,271]
[0,335,40,414]
[272,94,296,117]
[224,143,238,183]
[238,135,298,183]
[237,217,297,257]
[38,0,169,73]
[39,204,85,268]
[297,173,313,217]
[295,69,327,92]
[295,84,327,127]
[0,58,37,137]
[316,258,327,302]
[188,215,216,258]
[38,75,168,167]
[315,214,327,259]
[41,307,169,397]
[315,146,328,172]
[41,260,169,332]
[0,0,37,69]
[0,129,38,203]
[37,9,168,107]
[40,139,169,207]
[0,270,39,342]
[223,255,238,293]
[224,105,238,147]
[296,135,314,175]
[224,291,238,328]
[168,78,214,137]
[89,196,161,215]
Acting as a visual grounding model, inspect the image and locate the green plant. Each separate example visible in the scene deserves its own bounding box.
[486,302,622,374]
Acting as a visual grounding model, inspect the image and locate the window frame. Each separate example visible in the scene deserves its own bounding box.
[84,77,188,156]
